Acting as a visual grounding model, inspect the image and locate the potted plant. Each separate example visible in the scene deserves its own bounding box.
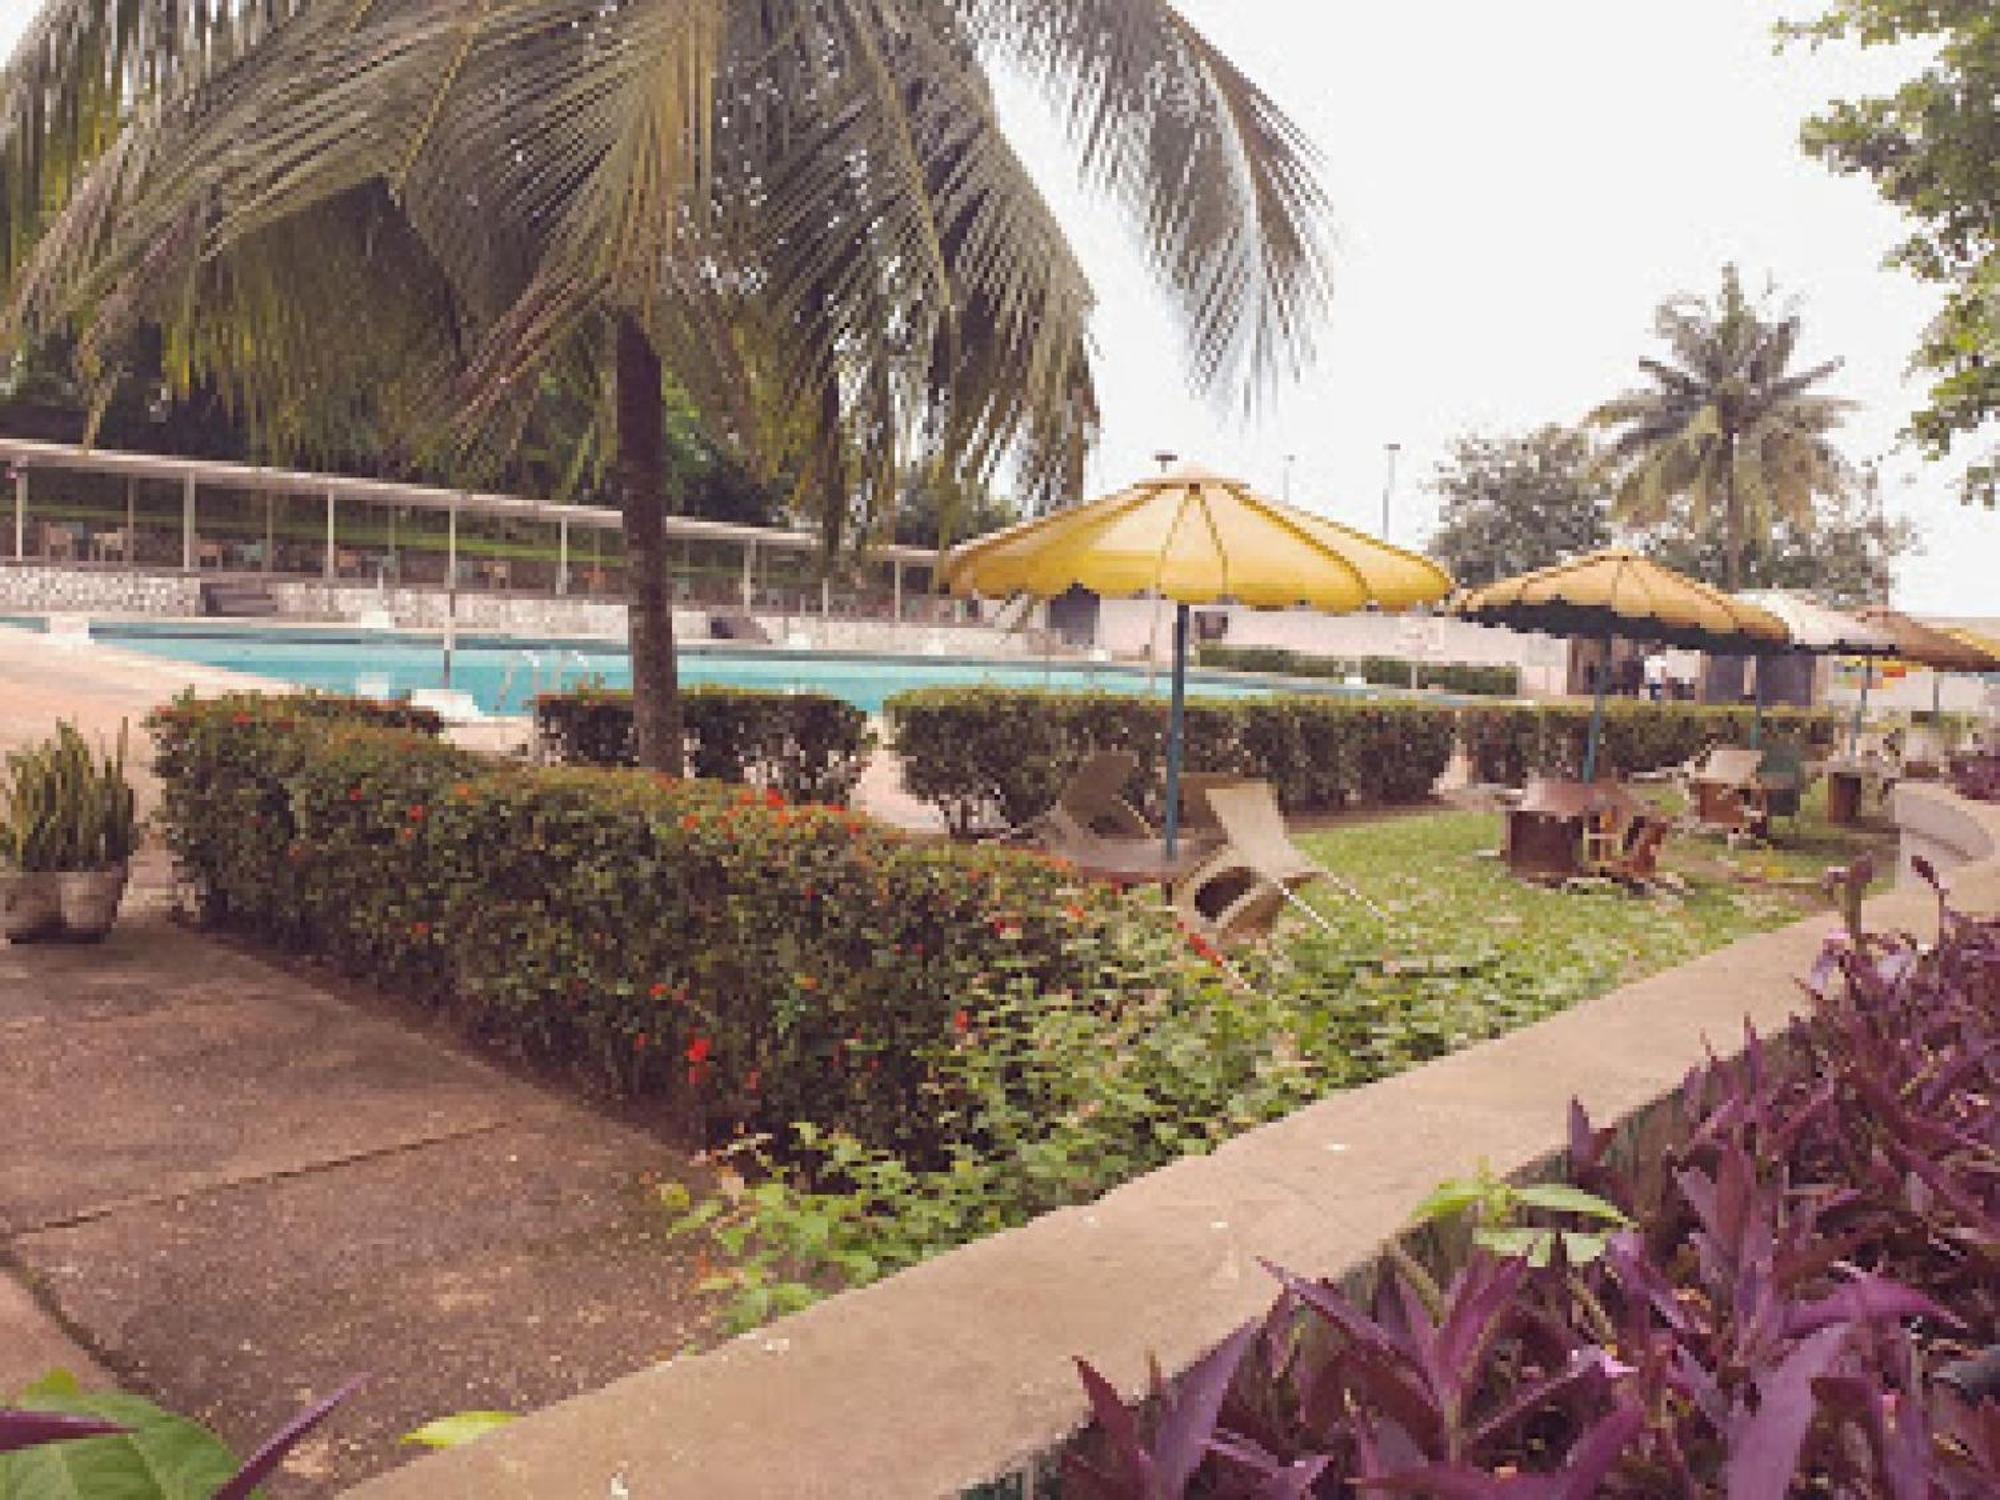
[0,723,139,943]
[0,743,64,942]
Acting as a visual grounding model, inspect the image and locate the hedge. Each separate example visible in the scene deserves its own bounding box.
[1200,644,1521,698]
[148,693,1170,1164]
[532,686,873,805]
[1459,702,1845,786]
[887,688,1459,836]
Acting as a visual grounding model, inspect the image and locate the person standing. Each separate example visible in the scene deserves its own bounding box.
[1644,650,1668,703]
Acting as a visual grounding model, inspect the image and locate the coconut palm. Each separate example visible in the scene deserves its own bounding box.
[0,1,1332,770]
[1591,265,1854,591]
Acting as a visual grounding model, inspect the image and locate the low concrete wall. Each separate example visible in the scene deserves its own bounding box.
[2,564,1045,657]
[343,826,2000,1500]
[0,562,201,615]
[1893,781,2000,887]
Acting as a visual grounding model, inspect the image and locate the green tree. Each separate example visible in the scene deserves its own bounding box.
[1626,464,1918,608]
[1426,425,1611,586]
[1788,2,2000,503]
[0,1,1329,770]
[1590,266,1854,590]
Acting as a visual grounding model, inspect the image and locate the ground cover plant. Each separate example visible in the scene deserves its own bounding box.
[670,793,1888,1332]
[1061,858,2000,1497]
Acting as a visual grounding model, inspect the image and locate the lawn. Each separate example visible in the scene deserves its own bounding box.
[1279,790,1894,1082]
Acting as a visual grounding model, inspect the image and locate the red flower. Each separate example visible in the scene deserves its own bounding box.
[953,1009,970,1035]
[686,1036,714,1065]
[633,1032,650,1051]
[764,788,785,809]
[348,787,364,803]
[408,805,427,822]
[797,974,819,992]
[1065,904,1087,922]
[681,814,701,832]
[232,713,252,727]
[649,982,670,1000]
[411,921,431,939]
[1187,931,1222,965]
[745,1069,763,1094]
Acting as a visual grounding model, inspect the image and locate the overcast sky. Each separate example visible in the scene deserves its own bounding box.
[2,2,1989,613]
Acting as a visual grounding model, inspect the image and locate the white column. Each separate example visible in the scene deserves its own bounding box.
[182,473,196,570]
[263,494,275,573]
[124,477,135,555]
[891,559,903,625]
[821,574,831,620]
[12,466,24,559]
[447,499,460,587]
[741,541,755,610]
[558,515,570,595]
[324,492,336,580]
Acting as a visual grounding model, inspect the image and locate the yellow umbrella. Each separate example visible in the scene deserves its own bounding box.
[942,463,1455,851]
[1847,610,2000,743]
[1455,549,1788,781]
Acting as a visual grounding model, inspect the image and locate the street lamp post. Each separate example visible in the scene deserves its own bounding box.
[1380,442,1402,542]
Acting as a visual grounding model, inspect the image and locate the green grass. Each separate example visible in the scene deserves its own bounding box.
[1274,792,1894,1081]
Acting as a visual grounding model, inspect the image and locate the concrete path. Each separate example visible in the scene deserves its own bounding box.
[1,885,715,1492]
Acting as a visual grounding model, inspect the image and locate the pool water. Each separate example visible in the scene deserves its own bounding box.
[73,621,1384,716]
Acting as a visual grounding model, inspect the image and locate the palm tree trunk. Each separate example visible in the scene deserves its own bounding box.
[1721,443,1743,591]
[615,311,683,774]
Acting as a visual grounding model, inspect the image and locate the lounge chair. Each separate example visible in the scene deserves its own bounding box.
[1582,794,1672,883]
[1000,750,1155,848]
[1686,746,1774,839]
[1174,781,1380,946]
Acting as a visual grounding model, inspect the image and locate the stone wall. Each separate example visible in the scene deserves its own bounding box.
[0,563,200,616]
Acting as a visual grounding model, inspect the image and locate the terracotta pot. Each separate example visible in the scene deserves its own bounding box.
[55,862,130,942]
[1,870,64,943]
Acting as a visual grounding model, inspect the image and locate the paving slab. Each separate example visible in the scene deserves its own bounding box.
[13,1116,709,1492]
[0,922,520,1232]
[1,907,715,1494]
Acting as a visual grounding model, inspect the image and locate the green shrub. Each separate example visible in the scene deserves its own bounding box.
[1458,702,1844,785]
[887,688,1459,836]
[1198,644,1520,697]
[148,693,1173,1163]
[533,686,873,805]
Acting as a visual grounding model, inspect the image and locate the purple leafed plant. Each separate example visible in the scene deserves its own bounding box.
[1065,862,1999,1496]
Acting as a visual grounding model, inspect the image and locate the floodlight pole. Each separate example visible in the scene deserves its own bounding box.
[1381,442,1401,541]
[1164,603,1191,857]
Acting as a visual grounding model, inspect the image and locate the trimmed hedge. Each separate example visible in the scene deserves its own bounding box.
[533,686,873,805]
[148,693,1169,1163]
[1200,644,1521,698]
[887,688,1458,836]
[1459,702,1844,786]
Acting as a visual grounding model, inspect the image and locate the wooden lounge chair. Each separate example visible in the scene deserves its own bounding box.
[1582,795,1672,883]
[1686,746,1773,839]
[1001,750,1155,848]
[1174,781,1380,946]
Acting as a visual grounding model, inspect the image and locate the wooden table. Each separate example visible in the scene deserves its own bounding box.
[1504,779,1640,881]
[1061,834,1224,889]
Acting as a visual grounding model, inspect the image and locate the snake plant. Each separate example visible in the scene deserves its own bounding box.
[0,722,138,872]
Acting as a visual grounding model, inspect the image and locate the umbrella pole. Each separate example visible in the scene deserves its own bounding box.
[1751,658,1766,751]
[1164,604,1190,858]
[1582,637,1611,783]
[1851,660,1872,755]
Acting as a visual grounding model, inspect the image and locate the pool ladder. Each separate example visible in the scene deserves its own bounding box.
[496,650,589,712]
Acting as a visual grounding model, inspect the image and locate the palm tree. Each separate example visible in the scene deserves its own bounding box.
[1591,265,1853,591]
[0,1,1331,771]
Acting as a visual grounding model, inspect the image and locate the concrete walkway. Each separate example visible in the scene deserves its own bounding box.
[1,886,715,1492]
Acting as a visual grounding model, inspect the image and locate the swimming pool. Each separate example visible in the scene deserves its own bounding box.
[65,621,1386,715]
